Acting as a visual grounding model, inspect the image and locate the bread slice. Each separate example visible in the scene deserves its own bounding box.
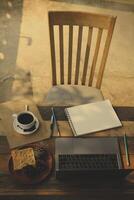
[11,148,36,170]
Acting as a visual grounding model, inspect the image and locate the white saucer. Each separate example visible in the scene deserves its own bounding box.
[13,117,39,135]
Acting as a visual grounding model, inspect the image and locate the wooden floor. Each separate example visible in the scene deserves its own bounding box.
[0,0,134,106]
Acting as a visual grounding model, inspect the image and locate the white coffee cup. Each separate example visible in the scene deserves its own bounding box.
[13,111,36,131]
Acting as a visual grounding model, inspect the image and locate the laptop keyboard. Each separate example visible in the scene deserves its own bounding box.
[59,154,119,170]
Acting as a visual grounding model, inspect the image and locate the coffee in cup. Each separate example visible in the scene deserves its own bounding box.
[13,111,36,131]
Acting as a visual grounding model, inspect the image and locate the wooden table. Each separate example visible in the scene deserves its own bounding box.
[0,104,134,200]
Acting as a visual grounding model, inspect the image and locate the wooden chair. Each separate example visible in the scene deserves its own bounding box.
[45,11,116,106]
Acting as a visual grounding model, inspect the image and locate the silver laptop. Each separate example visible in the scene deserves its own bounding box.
[55,137,132,179]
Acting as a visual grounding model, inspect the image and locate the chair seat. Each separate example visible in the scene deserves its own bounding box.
[45,85,104,106]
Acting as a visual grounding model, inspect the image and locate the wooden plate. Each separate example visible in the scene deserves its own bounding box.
[8,144,53,185]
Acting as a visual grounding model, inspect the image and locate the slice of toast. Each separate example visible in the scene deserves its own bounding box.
[11,148,36,170]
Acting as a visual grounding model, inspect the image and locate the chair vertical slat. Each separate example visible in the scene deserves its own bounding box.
[49,24,57,85]
[75,26,83,84]
[59,25,64,84]
[96,18,116,89]
[82,26,93,85]
[49,12,116,88]
[88,28,102,86]
[68,25,73,84]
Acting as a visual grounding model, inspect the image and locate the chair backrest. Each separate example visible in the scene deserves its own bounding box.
[48,11,116,89]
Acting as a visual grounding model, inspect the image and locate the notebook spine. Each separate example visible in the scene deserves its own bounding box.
[65,108,77,136]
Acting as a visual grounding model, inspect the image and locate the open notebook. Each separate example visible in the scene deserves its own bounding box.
[65,100,122,136]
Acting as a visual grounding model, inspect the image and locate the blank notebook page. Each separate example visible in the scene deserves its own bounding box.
[65,100,122,136]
